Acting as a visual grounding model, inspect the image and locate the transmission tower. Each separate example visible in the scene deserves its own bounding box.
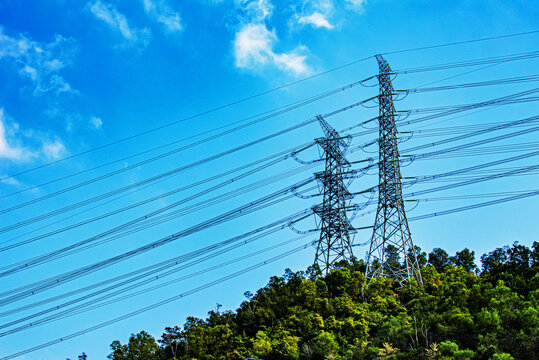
[365,55,422,285]
[313,115,355,274]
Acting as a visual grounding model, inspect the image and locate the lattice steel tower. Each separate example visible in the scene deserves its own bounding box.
[365,55,422,285]
[313,115,354,274]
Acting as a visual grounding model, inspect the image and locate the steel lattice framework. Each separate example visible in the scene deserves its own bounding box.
[313,115,355,274]
[365,55,422,285]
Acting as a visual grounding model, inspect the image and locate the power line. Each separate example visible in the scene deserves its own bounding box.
[413,62,505,88]
[410,121,539,137]
[408,189,539,221]
[347,114,539,169]
[0,163,320,276]
[352,186,539,222]
[0,228,313,335]
[10,93,516,239]
[0,118,317,226]
[0,64,377,182]
[398,88,539,128]
[380,30,539,56]
[410,189,539,201]
[0,143,315,253]
[0,210,313,318]
[0,241,314,360]
[394,50,539,73]
[410,150,539,183]
[404,74,539,93]
[0,102,318,214]
[3,30,538,184]
[348,146,539,197]
[417,142,539,160]
[93,117,539,273]
[0,78,364,199]
[0,93,378,221]
[2,68,535,224]
[4,158,538,357]
[2,31,539,360]
[0,177,315,304]
[409,123,539,161]
[406,164,539,198]
[341,87,539,136]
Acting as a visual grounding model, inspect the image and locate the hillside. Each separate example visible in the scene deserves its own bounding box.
[99,242,538,360]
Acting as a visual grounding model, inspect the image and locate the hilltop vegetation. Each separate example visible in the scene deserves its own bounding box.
[101,242,538,360]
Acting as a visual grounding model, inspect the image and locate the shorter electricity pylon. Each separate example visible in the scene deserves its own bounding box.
[313,115,355,274]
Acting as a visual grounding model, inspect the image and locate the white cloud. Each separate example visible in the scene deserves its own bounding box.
[90,1,135,39]
[142,0,183,33]
[238,0,273,21]
[231,0,315,76]
[293,0,336,30]
[346,0,366,13]
[45,58,64,71]
[0,175,21,187]
[0,108,36,162]
[235,23,274,67]
[90,116,103,129]
[234,23,310,76]
[90,1,151,46]
[273,50,309,74]
[50,74,77,94]
[43,140,67,160]
[298,12,333,29]
[0,27,77,96]
[0,108,68,164]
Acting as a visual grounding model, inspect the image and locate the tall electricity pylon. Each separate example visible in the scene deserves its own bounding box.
[313,115,355,274]
[365,55,422,285]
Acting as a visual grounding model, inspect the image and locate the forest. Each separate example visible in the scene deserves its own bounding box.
[86,241,537,360]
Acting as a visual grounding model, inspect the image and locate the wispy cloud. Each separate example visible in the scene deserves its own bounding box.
[294,0,336,30]
[345,0,367,13]
[90,116,103,129]
[234,23,310,76]
[298,12,333,29]
[0,108,36,162]
[43,140,67,160]
[232,0,311,76]
[142,0,183,33]
[0,175,21,187]
[89,1,151,47]
[238,0,273,21]
[0,107,68,164]
[0,27,77,96]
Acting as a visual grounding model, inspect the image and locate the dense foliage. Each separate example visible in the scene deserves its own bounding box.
[99,242,538,360]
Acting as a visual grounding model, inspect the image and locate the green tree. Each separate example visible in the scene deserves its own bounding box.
[531,241,539,266]
[96,242,537,360]
[450,248,476,272]
[312,331,338,360]
[408,245,428,267]
[428,248,450,271]
[108,331,160,360]
[491,353,515,360]
[384,245,402,270]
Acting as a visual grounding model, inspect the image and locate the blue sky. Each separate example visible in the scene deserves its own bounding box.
[0,0,538,359]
